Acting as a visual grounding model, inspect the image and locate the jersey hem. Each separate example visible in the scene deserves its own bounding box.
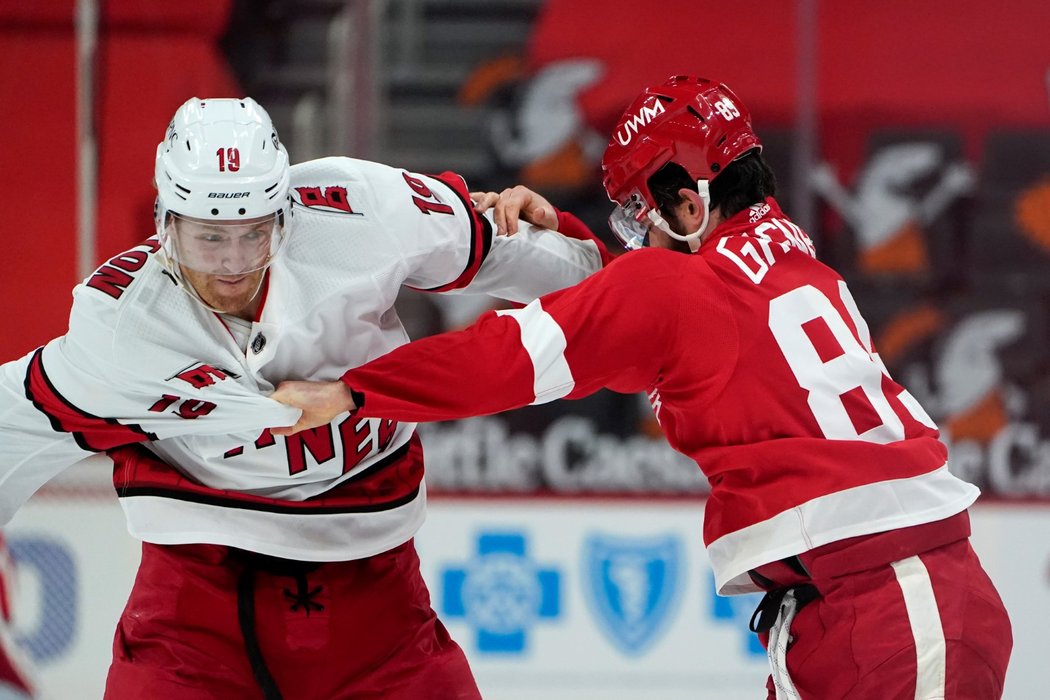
[709,465,980,595]
[122,483,428,562]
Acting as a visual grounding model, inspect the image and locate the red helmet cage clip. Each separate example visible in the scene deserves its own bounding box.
[601,75,762,211]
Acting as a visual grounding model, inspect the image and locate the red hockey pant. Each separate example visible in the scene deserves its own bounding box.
[754,537,1011,699]
[104,540,480,699]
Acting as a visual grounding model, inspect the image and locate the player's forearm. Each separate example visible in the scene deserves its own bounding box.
[555,209,614,266]
[343,265,668,422]
[459,225,602,304]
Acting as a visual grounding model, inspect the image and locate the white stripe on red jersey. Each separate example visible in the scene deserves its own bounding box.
[495,304,574,402]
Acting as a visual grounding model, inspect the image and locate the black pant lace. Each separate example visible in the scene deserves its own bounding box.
[233,550,326,700]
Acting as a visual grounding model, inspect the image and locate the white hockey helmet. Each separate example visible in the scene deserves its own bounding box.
[154,97,292,279]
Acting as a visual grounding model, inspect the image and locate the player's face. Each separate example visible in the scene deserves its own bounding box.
[172,217,274,274]
[179,265,266,316]
[171,217,275,315]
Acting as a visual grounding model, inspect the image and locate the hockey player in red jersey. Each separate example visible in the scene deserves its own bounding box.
[0,97,610,698]
[273,76,1013,699]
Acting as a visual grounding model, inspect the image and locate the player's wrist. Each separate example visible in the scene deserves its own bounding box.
[337,376,363,411]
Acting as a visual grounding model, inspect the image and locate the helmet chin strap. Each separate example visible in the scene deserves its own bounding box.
[646,180,712,252]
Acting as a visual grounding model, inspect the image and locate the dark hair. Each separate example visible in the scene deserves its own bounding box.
[647,149,776,220]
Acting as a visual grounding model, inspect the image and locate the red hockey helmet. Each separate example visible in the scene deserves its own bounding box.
[601,76,761,249]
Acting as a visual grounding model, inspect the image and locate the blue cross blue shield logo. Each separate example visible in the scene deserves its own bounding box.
[442,531,560,654]
[584,534,682,655]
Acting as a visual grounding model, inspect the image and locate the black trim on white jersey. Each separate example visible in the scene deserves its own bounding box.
[24,348,157,452]
[115,440,422,514]
[117,484,422,515]
[414,173,494,292]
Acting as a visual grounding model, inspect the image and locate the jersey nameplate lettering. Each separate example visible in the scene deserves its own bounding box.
[86,238,162,299]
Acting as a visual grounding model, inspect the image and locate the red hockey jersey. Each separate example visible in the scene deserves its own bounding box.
[342,198,978,594]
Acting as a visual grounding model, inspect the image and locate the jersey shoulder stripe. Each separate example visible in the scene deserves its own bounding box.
[24,348,156,452]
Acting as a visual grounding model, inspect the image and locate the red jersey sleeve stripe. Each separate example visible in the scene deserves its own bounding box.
[24,348,155,452]
[412,171,494,293]
[496,301,575,403]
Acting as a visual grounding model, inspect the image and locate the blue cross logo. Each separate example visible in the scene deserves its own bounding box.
[442,531,560,654]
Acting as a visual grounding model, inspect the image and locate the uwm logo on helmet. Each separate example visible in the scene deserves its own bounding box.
[615,100,666,146]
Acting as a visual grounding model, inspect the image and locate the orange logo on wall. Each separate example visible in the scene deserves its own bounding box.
[876,304,1023,444]
[811,143,974,279]
[859,220,928,275]
[1015,179,1050,252]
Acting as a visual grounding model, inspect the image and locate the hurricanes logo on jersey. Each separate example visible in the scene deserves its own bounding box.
[293,186,365,215]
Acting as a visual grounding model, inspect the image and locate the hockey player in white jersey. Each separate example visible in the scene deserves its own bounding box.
[0,97,607,698]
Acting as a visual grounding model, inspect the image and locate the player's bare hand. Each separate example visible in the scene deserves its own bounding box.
[270,380,356,436]
[471,190,500,213]
[470,185,558,236]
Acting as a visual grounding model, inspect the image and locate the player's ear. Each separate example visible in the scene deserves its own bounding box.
[676,188,706,229]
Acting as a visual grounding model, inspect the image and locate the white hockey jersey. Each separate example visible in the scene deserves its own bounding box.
[0,157,603,561]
